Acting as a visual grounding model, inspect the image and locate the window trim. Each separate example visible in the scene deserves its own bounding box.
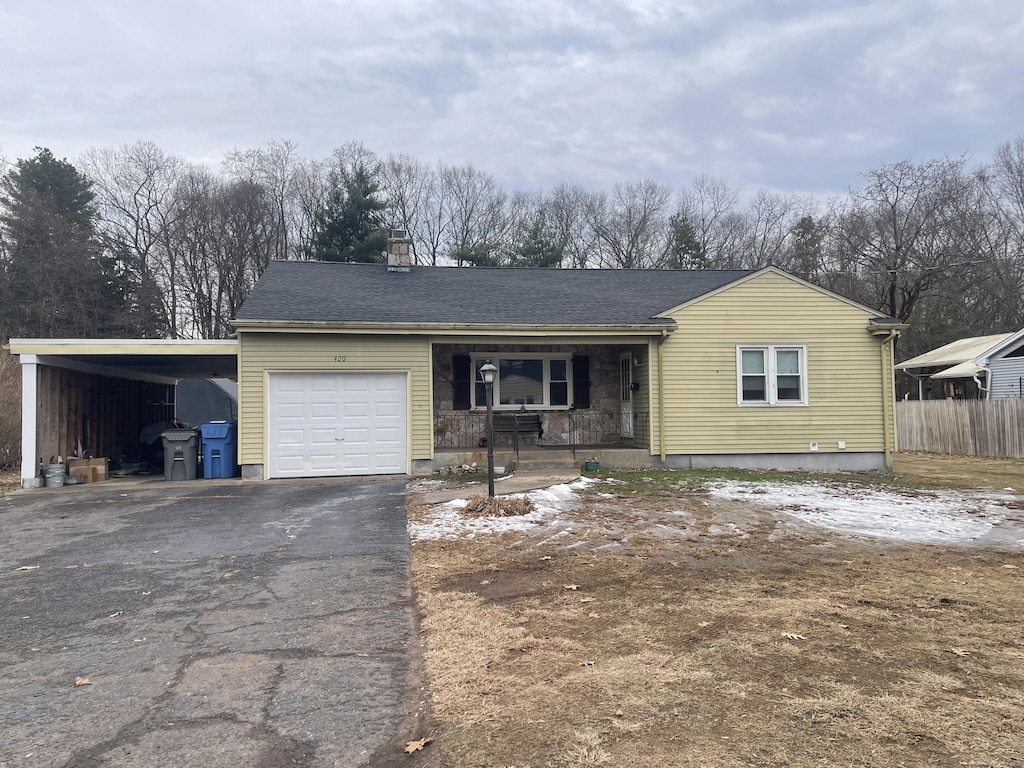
[736,345,808,407]
[470,353,574,410]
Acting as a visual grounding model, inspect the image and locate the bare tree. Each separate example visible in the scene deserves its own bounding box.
[586,179,672,269]
[162,168,279,338]
[222,140,312,261]
[741,190,803,268]
[969,139,1024,332]
[840,158,973,323]
[379,153,434,264]
[547,182,596,268]
[79,141,183,336]
[676,175,739,267]
[441,163,508,265]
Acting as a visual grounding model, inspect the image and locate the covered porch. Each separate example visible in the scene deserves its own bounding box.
[430,340,655,468]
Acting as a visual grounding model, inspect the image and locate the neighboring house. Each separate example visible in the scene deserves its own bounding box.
[988,330,1024,398]
[9,242,904,487]
[895,330,1024,400]
[229,249,903,478]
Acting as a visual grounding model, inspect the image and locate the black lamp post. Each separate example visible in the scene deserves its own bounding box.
[479,360,497,497]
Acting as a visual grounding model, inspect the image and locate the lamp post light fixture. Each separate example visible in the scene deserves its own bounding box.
[479,359,498,497]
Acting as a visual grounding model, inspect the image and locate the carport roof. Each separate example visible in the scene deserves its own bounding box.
[7,339,238,381]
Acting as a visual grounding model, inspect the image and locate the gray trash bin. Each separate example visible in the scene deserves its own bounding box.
[162,428,200,481]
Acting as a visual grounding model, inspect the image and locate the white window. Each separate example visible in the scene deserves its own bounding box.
[472,355,572,409]
[737,346,807,406]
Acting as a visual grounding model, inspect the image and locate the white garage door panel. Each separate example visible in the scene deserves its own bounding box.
[310,403,338,419]
[268,373,408,479]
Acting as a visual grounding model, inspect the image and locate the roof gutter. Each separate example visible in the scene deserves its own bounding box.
[867,319,909,337]
[230,319,677,337]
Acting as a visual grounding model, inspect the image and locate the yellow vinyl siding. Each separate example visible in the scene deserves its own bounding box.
[662,271,885,454]
[237,332,433,468]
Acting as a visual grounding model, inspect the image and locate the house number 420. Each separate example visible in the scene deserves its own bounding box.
[333,356,347,362]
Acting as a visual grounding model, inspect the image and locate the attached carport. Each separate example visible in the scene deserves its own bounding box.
[7,339,238,488]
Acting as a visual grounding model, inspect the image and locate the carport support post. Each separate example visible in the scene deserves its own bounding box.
[479,360,497,498]
[20,357,40,488]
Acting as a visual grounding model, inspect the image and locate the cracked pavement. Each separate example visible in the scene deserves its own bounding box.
[0,478,423,767]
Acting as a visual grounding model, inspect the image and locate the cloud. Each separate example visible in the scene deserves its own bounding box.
[1,0,1022,196]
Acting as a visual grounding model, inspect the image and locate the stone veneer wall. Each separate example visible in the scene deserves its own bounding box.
[432,344,637,447]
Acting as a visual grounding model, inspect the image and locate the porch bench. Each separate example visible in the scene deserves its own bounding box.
[492,413,543,445]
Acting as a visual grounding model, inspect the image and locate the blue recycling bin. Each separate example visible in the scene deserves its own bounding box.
[200,421,238,479]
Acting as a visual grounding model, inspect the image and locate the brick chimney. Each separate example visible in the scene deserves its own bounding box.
[386,229,412,272]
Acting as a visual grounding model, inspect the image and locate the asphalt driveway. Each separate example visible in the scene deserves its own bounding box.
[0,478,424,768]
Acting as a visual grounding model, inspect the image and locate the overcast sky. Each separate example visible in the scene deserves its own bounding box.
[2,0,1022,197]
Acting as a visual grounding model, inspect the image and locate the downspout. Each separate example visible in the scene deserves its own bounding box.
[658,329,668,462]
[881,330,898,470]
[973,365,991,400]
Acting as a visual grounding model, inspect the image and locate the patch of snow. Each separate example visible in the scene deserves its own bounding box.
[708,481,1011,546]
[409,499,550,541]
[409,478,594,541]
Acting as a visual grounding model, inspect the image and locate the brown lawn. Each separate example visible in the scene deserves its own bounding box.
[0,468,19,495]
[408,453,1024,767]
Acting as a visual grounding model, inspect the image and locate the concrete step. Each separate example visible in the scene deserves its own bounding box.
[514,460,580,473]
[513,450,580,473]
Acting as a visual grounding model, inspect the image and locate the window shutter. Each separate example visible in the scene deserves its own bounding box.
[572,355,591,409]
[452,354,471,410]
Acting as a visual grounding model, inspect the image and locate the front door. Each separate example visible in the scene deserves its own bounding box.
[619,353,634,439]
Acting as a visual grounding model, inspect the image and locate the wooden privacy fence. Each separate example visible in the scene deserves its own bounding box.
[896,399,1024,458]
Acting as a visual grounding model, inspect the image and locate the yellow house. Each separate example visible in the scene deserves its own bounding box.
[229,257,902,479]
[9,247,903,487]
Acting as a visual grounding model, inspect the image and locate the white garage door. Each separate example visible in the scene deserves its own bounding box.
[268,372,408,478]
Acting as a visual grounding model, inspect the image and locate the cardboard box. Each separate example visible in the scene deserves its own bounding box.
[68,458,108,482]
[69,465,93,483]
[90,458,108,482]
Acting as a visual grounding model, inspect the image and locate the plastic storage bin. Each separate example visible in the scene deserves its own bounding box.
[162,429,200,481]
[200,421,238,479]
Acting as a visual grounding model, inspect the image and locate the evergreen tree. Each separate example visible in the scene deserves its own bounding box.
[788,215,824,281]
[511,216,563,267]
[0,148,135,338]
[451,243,499,266]
[308,162,387,263]
[666,213,707,269]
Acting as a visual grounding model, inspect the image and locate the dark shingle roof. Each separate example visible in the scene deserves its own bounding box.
[234,261,754,326]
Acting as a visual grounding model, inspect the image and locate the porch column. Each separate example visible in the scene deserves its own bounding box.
[20,356,40,488]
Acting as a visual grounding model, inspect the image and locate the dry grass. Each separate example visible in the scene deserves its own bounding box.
[410,454,1024,767]
[463,494,535,517]
[0,469,18,495]
[0,346,21,470]
[894,451,1024,491]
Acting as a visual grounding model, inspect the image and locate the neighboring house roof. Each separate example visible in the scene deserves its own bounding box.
[233,261,755,327]
[977,327,1024,362]
[895,333,1015,372]
[929,360,986,380]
